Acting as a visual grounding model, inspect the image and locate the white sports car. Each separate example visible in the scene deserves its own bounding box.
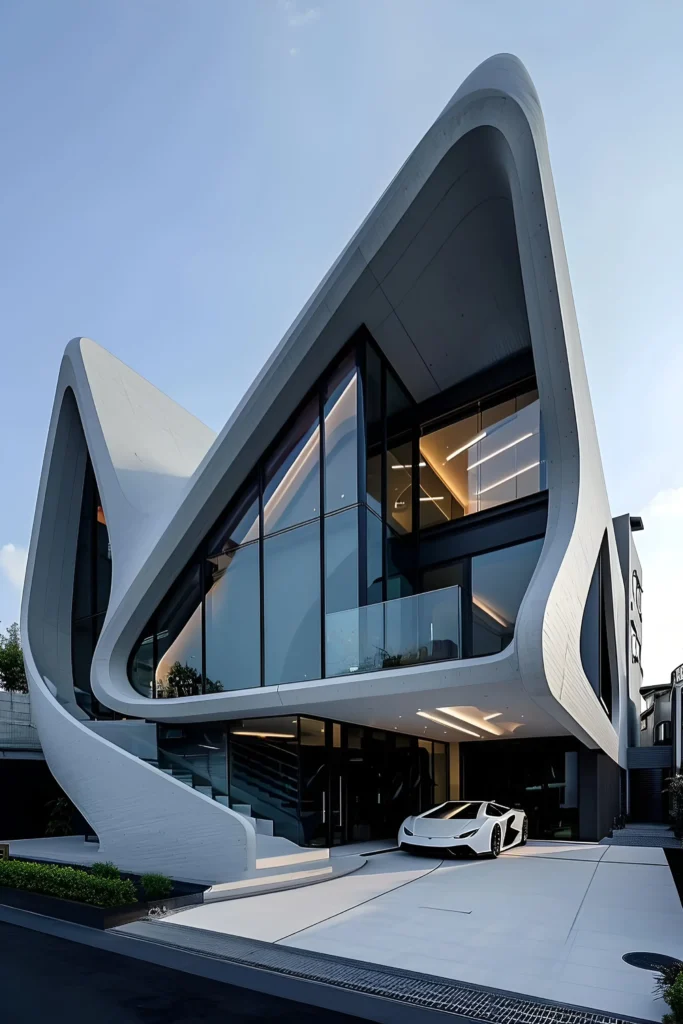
[398,800,528,858]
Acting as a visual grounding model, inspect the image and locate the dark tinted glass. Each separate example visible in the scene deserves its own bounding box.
[130,627,154,698]
[264,521,321,684]
[264,398,320,534]
[423,801,481,819]
[387,440,412,535]
[324,355,358,512]
[366,508,383,604]
[364,345,383,516]
[229,718,301,844]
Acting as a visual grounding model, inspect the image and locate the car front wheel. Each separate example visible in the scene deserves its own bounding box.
[488,823,502,858]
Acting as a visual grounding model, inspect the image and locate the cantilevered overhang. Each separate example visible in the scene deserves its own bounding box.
[84,54,626,764]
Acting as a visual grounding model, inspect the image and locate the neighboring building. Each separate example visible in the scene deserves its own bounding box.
[0,691,62,840]
[22,55,647,879]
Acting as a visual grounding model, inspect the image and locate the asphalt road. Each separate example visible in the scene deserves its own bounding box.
[0,921,361,1023]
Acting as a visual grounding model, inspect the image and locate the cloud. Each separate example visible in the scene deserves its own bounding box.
[637,487,683,686]
[278,0,320,28]
[0,544,28,592]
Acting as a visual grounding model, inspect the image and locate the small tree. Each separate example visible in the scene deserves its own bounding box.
[0,622,28,693]
[665,774,683,838]
[159,661,223,698]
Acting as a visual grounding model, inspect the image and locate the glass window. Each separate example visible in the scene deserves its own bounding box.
[299,716,326,745]
[364,345,383,516]
[209,479,259,551]
[325,509,358,615]
[130,627,155,698]
[387,440,413,535]
[386,523,414,599]
[471,538,543,656]
[632,571,643,619]
[631,622,642,665]
[229,718,301,844]
[366,508,383,605]
[386,365,411,422]
[422,801,481,819]
[263,398,320,534]
[419,390,543,525]
[486,803,505,817]
[205,541,261,691]
[155,565,205,696]
[324,355,358,512]
[264,521,321,685]
[655,721,671,745]
[580,560,601,693]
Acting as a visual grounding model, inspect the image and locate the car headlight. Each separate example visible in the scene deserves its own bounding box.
[403,827,414,836]
[458,828,479,839]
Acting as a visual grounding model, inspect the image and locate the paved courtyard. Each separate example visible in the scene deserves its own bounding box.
[166,841,683,1021]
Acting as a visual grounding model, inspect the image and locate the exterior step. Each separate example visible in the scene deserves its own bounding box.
[214,795,229,806]
[255,819,274,836]
[233,803,252,817]
[194,785,212,797]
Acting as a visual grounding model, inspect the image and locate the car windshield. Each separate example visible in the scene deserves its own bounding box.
[422,801,481,820]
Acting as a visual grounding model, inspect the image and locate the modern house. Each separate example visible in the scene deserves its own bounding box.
[22,54,648,880]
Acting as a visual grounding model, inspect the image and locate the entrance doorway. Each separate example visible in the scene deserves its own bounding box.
[298,718,446,846]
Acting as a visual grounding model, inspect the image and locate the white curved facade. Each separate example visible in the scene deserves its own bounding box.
[23,54,633,867]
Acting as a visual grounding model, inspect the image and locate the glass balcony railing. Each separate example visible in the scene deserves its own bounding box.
[325,584,461,677]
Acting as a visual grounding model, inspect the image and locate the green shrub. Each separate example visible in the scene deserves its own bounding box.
[0,859,137,908]
[140,873,173,902]
[664,971,683,1023]
[90,861,120,880]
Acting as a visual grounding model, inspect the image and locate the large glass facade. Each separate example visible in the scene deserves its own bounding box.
[225,715,449,847]
[71,457,113,717]
[129,333,546,697]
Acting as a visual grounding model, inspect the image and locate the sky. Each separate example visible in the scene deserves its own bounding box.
[1,0,682,689]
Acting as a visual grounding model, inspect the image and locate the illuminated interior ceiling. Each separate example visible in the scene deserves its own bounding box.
[417,704,523,740]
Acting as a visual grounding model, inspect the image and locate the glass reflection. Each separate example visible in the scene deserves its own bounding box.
[264,398,320,535]
[264,521,321,685]
[325,509,359,615]
[155,566,207,696]
[229,718,301,844]
[205,542,260,691]
[471,537,543,656]
[387,440,413,535]
[324,356,358,512]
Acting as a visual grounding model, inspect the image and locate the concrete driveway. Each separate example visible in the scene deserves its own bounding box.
[165,841,683,1021]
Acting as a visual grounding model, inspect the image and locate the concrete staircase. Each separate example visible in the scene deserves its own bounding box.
[601,822,680,848]
[157,763,276,837]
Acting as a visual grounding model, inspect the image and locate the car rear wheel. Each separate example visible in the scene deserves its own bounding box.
[489,824,502,858]
[520,816,529,846]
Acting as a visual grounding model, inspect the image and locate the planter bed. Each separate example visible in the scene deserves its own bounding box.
[0,883,203,929]
[0,861,207,929]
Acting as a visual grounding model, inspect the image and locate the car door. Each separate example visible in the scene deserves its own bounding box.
[491,803,520,848]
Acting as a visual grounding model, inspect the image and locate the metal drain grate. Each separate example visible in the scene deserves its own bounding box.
[623,951,682,973]
[122,919,649,1024]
